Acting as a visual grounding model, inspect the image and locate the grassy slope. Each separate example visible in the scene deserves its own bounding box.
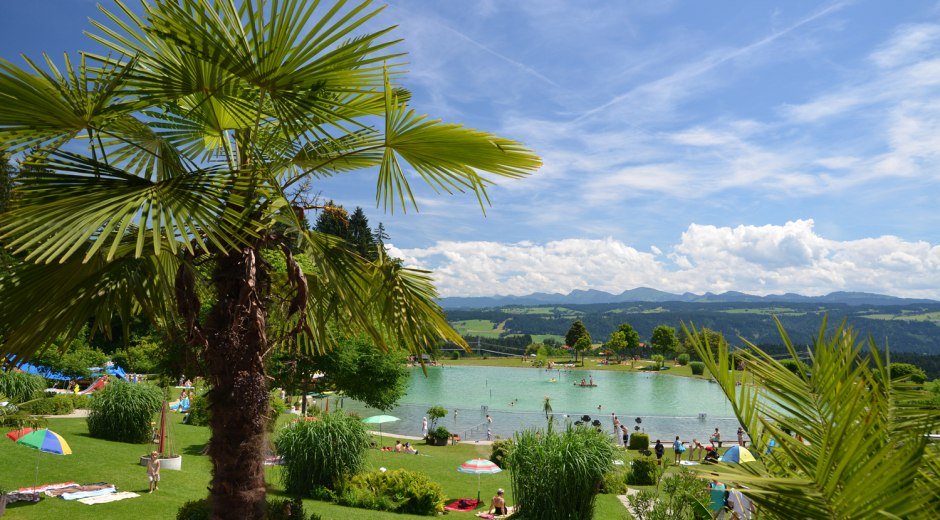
[0,415,635,519]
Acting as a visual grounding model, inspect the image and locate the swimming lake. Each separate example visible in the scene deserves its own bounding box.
[338,365,740,443]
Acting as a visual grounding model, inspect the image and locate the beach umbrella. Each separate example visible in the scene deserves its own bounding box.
[6,427,33,442]
[362,415,399,446]
[720,445,756,464]
[15,428,72,490]
[457,458,502,504]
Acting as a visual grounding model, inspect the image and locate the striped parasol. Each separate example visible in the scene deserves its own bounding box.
[457,459,502,505]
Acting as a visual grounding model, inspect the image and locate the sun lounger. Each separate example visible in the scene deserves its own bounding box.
[79,491,139,505]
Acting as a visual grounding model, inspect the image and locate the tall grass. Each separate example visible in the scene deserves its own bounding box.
[508,425,615,520]
[0,371,46,403]
[87,381,162,443]
[275,411,370,495]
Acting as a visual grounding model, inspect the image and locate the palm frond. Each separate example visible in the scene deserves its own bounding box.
[0,151,258,263]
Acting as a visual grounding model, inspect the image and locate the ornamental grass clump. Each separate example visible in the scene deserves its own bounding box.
[0,372,46,403]
[507,425,614,520]
[275,411,369,495]
[87,381,161,443]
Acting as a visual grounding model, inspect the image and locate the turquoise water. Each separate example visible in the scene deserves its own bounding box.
[339,365,740,442]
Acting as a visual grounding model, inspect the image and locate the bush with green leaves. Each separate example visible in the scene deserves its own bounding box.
[689,362,705,376]
[428,425,450,440]
[0,371,46,403]
[275,411,370,494]
[628,432,650,450]
[507,425,614,520]
[889,363,927,384]
[490,438,513,469]
[267,393,288,432]
[626,455,660,486]
[599,466,628,495]
[20,395,75,415]
[651,354,665,369]
[426,405,447,429]
[337,469,445,516]
[186,393,209,427]
[677,353,690,366]
[87,381,162,443]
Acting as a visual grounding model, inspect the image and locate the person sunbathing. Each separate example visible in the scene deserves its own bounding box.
[393,441,403,452]
[488,489,507,515]
[403,442,418,455]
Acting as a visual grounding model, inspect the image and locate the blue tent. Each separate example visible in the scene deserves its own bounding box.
[89,365,128,380]
[8,361,70,381]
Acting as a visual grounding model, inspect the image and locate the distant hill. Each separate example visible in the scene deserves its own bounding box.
[439,288,937,309]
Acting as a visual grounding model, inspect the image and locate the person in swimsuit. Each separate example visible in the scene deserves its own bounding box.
[147,451,161,493]
[489,488,507,515]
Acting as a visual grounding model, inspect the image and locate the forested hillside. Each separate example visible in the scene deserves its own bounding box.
[446,301,940,354]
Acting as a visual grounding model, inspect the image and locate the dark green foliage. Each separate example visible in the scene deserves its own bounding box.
[20,395,75,415]
[428,426,450,440]
[617,322,642,358]
[32,328,108,379]
[628,468,709,520]
[507,426,614,520]
[186,393,209,427]
[689,362,705,375]
[110,333,165,374]
[337,469,445,516]
[0,371,46,403]
[313,336,407,410]
[176,498,322,520]
[780,359,807,375]
[677,353,690,366]
[347,207,378,261]
[87,381,162,443]
[490,438,513,469]
[628,432,650,450]
[890,363,927,384]
[268,395,287,432]
[650,325,679,357]
[564,320,590,348]
[626,455,659,486]
[275,411,370,494]
[450,351,460,360]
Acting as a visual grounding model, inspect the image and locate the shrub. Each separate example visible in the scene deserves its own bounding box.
[780,359,807,376]
[677,354,690,366]
[176,498,322,520]
[66,394,90,409]
[20,395,75,415]
[508,425,614,520]
[275,411,370,495]
[450,351,460,360]
[628,432,650,450]
[689,362,705,376]
[600,467,628,494]
[490,438,513,469]
[628,468,709,520]
[268,394,288,432]
[337,469,445,516]
[176,499,210,520]
[626,455,659,486]
[651,354,665,369]
[266,498,308,520]
[426,405,447,429]
[87,381,162,443]
[889,363,927,384]
[186,392,209,427]
[0,372,46,403]
[429,425,451,440]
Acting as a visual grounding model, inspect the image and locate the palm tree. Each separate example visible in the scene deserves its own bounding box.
[0,1,540,518]
[686,318,940,519]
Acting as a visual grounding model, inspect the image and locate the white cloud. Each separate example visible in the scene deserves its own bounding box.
[871,23,940,69]
[389,220,940,299]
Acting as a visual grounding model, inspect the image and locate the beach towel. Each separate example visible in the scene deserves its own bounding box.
[445,498,480,511]
[18,482,76,493]
[79,492,139,505]
[263,455,284,466]
[679,460,701,466]
[476,506,515,519]
[60,486,117,501]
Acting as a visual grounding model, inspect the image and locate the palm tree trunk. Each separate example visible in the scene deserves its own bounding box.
[204,248,269,520]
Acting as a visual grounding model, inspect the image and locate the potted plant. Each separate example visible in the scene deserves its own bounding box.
[427,426,451,446]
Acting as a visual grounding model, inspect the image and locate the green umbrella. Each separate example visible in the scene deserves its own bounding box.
[362,415,399,447]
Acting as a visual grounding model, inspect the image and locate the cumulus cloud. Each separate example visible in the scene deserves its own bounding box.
[389,220,940,299]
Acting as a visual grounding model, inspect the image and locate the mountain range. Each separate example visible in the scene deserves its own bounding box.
[439,288,938,309]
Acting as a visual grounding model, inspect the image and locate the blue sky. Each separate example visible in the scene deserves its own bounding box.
[3,1,940,298]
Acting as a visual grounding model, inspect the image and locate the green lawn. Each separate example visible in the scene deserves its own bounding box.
[0,414,637,519]
[450,319,505,338]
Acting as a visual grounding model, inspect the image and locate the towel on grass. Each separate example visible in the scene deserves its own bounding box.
[60,486,117,501]
[19,482,77,493]
[79,492,139,505]
[476,506,515,519]
[679,460,701,466]
[445,498,480,511]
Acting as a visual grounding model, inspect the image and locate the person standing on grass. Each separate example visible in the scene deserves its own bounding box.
[421,416,428,438]
[737,426,745,446]
[654,439,664,465]
[673,436,685,463]
[147,451,161,493]
[621,424,629,447]
[613,415,621,445]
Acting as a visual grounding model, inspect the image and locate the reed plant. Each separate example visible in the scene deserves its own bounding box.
[275,411,370,495]
[0,371,46,403]
[87,381,162,443]
[507,425,614,520]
